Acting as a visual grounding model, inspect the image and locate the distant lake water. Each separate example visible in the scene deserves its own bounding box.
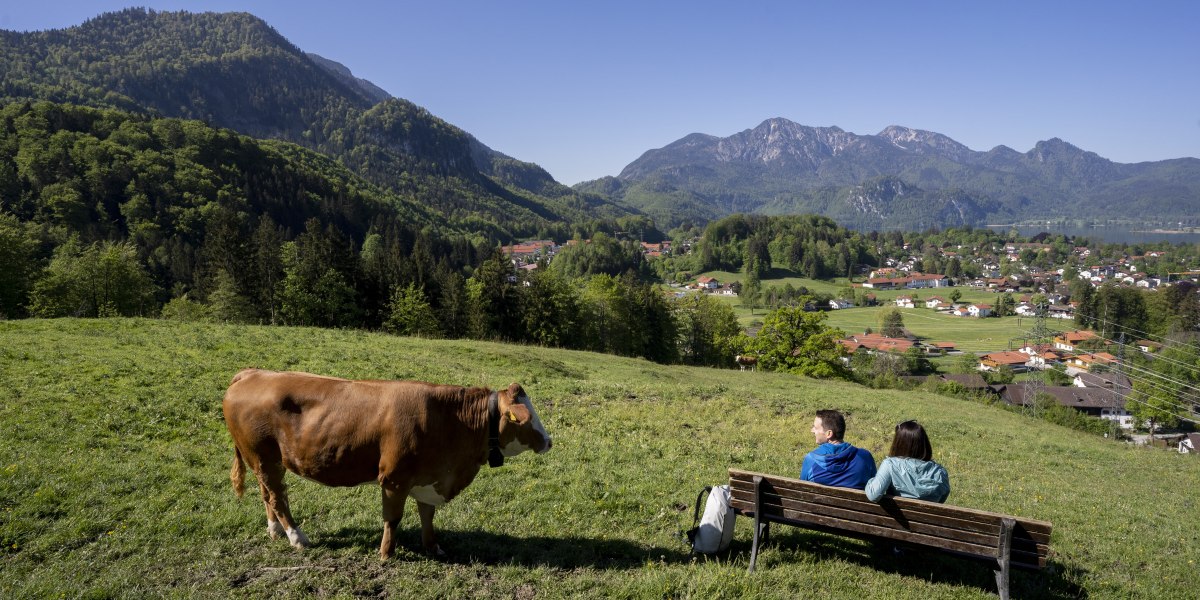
[985,224,1200,246]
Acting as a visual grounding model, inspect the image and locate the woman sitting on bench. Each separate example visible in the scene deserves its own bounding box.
[865,420,950,503]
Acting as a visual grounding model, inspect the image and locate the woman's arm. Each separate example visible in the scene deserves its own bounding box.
[864,457,893,502]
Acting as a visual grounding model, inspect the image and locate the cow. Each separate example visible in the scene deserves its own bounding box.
[735,354,758,371]
[222,368,552,559]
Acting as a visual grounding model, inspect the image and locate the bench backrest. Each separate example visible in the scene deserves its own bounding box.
[728,469,1052,570]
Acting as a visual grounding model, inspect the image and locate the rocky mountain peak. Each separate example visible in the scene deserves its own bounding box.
[877,125,971,158]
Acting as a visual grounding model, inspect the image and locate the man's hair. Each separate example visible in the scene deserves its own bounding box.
[889,420,933,461]
[815,409,846,442]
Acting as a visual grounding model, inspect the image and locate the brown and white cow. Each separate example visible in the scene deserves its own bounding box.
[734,354,758,371]
[222,368,552,559]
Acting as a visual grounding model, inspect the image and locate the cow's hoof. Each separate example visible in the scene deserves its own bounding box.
[268,520,287,540]
[424,544,446,559]
[286,528,310,549]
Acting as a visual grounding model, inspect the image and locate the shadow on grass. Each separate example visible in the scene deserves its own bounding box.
[736,529,1089,600]
[317,525,688,570]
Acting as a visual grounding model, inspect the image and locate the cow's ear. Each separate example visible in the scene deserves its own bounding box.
[507,382,524,397]
[506,403,531,425]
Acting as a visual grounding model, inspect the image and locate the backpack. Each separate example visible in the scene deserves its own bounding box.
[686,484,736,554]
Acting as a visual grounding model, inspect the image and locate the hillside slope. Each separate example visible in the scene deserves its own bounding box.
[1,318,1196,598]
[0,8,634,237]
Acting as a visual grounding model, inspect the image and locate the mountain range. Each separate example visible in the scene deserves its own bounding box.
[577,118,1200,230]
[2,8,1197,236]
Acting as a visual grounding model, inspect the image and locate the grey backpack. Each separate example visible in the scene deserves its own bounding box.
[686,485,736,554]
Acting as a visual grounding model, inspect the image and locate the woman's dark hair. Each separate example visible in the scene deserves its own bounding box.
[889,420,933,461]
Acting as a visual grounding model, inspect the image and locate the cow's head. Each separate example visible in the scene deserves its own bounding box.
[498,383,552,456]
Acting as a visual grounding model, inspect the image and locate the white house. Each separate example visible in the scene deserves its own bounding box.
[925,297,946,309]
[1047,305,1074,319]
[894,296,915,309]
[829,299,853,310]
[968,303,993,318]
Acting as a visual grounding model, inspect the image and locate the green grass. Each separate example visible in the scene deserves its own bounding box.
[822,308,1076,353]
[696,269,848,297]
[2,318,1197,598]
[697,269,1043,338]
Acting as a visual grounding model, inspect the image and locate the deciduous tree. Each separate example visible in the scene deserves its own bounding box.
[749,304,847,379]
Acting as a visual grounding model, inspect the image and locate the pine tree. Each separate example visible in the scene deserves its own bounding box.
[383,283,441,337]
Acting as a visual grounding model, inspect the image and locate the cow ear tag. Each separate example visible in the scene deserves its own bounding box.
[506,410,519,423]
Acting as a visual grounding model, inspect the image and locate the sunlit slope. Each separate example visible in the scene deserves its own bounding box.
[1,318,1195,598]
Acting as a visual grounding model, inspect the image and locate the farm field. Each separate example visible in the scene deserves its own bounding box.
[3,319,1196,598]
[822,308,1077,354]
[697,270,1040,338]
[699,276,1075,353]
[695,269,1016,306]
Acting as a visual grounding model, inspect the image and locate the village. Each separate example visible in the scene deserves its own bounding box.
[500,234,1200,447]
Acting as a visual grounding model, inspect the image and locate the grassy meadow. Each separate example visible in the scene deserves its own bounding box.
[697,268,1076,353]
[2,319,1198,598]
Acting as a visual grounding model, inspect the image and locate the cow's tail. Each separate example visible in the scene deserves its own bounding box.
[231,447,246,499]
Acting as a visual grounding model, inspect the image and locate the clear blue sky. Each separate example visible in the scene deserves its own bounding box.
[3,1,1198,185]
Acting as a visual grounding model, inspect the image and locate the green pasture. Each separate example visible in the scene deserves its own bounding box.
[823,308,1076,354]
[697,270,1036,335]
[2,319,1197,598]
[696,269,1013,306]
[702,276,1073,352]
[696,270,848,297]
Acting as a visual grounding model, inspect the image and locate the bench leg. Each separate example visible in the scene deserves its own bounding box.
[749,475,765,573]
[995,517,1014,600]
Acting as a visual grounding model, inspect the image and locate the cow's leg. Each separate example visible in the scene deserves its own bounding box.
[416,501,445,557]
[380,485,407,560]
[257,479,287,540]
[258,462,309,549]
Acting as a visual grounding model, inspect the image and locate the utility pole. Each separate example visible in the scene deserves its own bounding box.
[1111,332,1127,433]
[1020,301,1057,417]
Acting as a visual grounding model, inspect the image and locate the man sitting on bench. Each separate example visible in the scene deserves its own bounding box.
[800,409,876,489]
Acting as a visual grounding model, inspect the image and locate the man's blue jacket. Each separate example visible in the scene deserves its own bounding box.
[800,442,877,489]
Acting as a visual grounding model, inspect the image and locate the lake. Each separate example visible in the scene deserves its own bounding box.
[985,224,1200,246]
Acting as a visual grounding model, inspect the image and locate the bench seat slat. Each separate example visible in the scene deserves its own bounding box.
[738,499,1000,557]
[730,469,1053,538]
[728,494,1003,548]
[729,481,1007,539]
[729,469,1053,542]
[730,498,1048,568]
[729,487,1049,553]
[729,468,1052,570]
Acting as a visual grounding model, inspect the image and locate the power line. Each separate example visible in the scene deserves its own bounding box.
[1119,392,1198,427]
[1113,360,1200,398]
[1074,323,1200,377]
[1119,362,1200,398]
[1084,316,1200,361]
[1067,362,1200,424]
[1044,319,1200,376]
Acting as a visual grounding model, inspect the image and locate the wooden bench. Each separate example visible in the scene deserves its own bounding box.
[728,469,1052,600]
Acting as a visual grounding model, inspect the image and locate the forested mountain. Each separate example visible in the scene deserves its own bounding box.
[0,8,635,239]
[0,101,475,319]
[578,118,1200,229]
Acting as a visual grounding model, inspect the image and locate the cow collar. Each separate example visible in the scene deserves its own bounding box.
[487,391,504,468]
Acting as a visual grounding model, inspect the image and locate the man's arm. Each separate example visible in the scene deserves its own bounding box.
[799,453,815,481]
